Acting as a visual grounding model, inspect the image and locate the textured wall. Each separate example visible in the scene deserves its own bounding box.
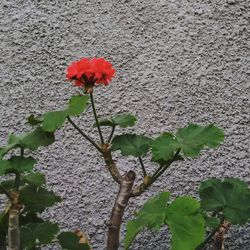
[0,0,249,249]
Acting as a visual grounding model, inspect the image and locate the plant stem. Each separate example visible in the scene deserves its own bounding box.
[67,116,102,153]
[8,192,20,250]
[14,147,23,191]
[108,125,116,143]
[107,171,136,250]
[90,92,104,144]
[138,157,146,177]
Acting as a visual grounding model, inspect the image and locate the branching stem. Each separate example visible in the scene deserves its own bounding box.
[67,116,102,153]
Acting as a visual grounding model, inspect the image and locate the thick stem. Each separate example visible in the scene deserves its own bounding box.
[107,171,136,250]
[8,192,21,250]
[90,92,104,144]
[102,144,122,184]
[212,220,230,250]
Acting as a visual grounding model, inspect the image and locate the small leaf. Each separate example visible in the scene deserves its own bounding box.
[58,232,90,250]
[95,118,114,127]
[125,192,170,249]
[199,178,250,225]
[112,134,152,157]
[165,197,205,250]
[112,114,137,128]
[27,114,42,126]
[97,113,137,128]
[23,172,46,187]
[204,215,220,230]
[20,186,61,213]
[67,95,89,116]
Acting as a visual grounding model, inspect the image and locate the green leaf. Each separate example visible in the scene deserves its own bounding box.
[152,133,178,162]
[175,124,224,157]
[0,160,11,176]
[42,111,68,132]
[152,124,224,162]
[20,213,44,225]
[58,232,90,250]
[9,127,55,151]
[112,114,137,128]
[96,118,114,127]
[199,178,250,225]
[27,114,42,126]
[23,172,46,187]
[165,197,205,250]
[21,222,59,248]
[9,156,37,173]
[97,113,137,128]
[125,192,170,249]
[42,95,89,132]
[204,215,220,230]
[112,134,152,157]
[20,186,61,213]
[67,95,89,116]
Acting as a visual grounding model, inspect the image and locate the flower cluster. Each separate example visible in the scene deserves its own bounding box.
[66,58,115,92]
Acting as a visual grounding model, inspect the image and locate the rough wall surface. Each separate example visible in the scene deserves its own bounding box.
[0,0,249,249]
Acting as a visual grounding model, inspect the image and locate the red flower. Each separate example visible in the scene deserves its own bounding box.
[66,58,115,91]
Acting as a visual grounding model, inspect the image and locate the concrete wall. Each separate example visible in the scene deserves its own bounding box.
[0,0,249,249]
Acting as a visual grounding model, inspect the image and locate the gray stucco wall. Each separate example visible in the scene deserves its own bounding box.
[0,0,249,249]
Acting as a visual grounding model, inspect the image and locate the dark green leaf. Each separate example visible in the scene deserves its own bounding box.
[165,197,205,250]
[58,232,90,250]
[20,186,61,213]
[0,160,11,176]
[152,133,178,162]
[21,222,59,247]
[23,172,45,187]
[125,192,170,249]
[199,178,250,225]
[9,156,37,173]
[20,213,44,225]
[112,134,152,157]
[27,114,42,126]
[204,215,220,230]
[96,118,114,127]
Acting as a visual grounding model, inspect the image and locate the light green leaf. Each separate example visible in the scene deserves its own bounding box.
[152,124,224,162]
[112,134,152,157]
[97,113,137,128]
[42,95,89,132]
[23,172,45,187]
[20,186,61,213]
[175,124,224,157]
[67,95,89,116]
[42,111,68,132]
[125,192,170,249]
[0,160,11,176]
[199,178,250,225]
[10,127,55,151]
[165,197,205,250]
[58,232,90,250]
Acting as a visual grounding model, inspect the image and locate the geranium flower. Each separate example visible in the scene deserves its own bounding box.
[66,58,115,92]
